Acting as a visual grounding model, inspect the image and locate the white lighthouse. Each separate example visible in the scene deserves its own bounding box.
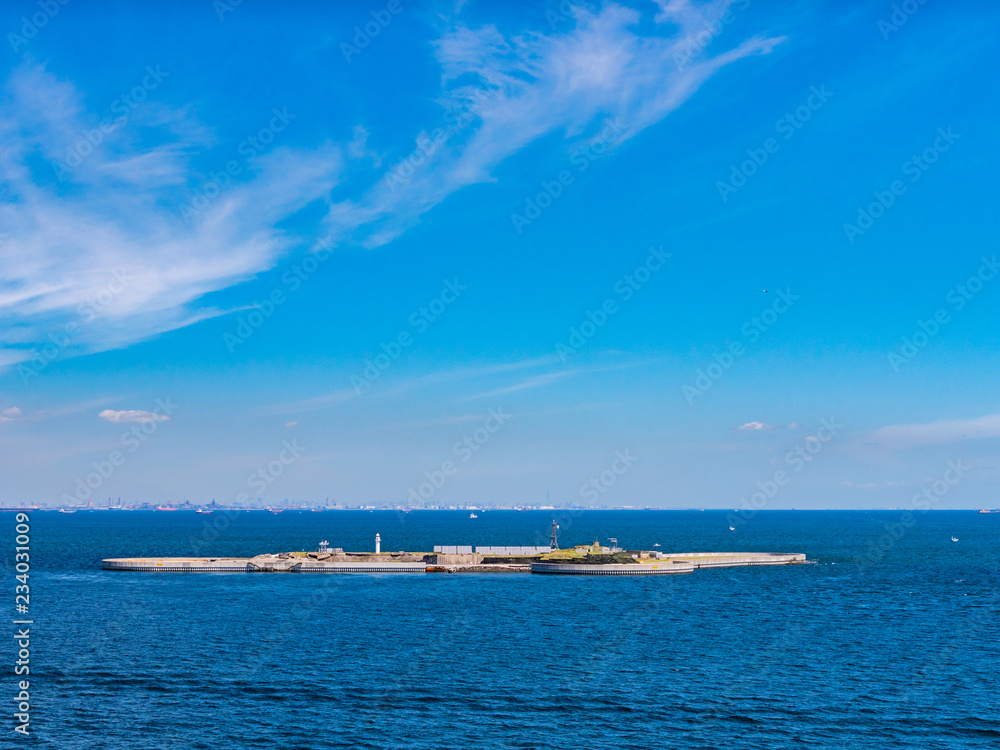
[375,533,381,554]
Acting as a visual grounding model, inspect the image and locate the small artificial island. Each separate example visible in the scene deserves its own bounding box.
[104,526,808,576]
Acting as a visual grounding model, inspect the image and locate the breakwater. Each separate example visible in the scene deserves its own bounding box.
[102,555,425,573]
[103,551,807,575]
[531,561,695,575]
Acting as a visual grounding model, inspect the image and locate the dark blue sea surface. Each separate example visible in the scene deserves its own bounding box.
[4,510,999,749]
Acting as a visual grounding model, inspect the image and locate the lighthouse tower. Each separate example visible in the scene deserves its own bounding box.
[375,533,381,554]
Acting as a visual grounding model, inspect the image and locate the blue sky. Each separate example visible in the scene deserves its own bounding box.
[1,0,998,508]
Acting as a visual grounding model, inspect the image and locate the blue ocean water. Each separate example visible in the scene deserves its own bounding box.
[4,509,999,749]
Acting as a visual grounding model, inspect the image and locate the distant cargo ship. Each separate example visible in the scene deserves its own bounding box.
[195,508,213,515]
[156,506,177,511]
[59,508,77,514]
[979,508,999,513]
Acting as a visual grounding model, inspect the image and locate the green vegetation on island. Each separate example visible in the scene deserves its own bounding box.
[539,549,639,565]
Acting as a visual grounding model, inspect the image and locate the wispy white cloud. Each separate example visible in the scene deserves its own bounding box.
[373,412,504,431]
[0,3,783,367]
[267,388,359,417]
[98,409,170,424]
[737,421,777,431]
[866,413,1000,449]
[266,356,573,417]
[324,1,785,247]
[735,421,801,431]
[0,63,341,369]
[0,405,48,423]
[0,406,22,422]
[343,356,565,404]
[459,371,574,400]
[347,125,382,166]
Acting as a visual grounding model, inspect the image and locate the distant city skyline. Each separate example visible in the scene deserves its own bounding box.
[2,0,999,509]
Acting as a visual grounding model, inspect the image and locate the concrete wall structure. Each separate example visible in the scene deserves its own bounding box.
[433,553,483,565]
[297,562,425,573]
[102,557,425,573]
[475,546,551,555]
[531,562,695,575]
[656,552,806,567]
[103,558,251,572]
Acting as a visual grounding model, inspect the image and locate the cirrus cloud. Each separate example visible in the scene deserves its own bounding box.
[0,62,342,372]
[865,413,1000,449]
[324,0,786,248]
[1,1,784,373]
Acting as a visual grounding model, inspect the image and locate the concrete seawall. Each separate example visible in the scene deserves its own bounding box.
[103,559,252,572]
[102,557,425,573]
[658,552,806,568]
[531,562,695,575]
[531,552,806,575]
[296,562,425,573]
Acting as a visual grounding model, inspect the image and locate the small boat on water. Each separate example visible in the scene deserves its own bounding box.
[469,513,478,518]
[59,508,77,514]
